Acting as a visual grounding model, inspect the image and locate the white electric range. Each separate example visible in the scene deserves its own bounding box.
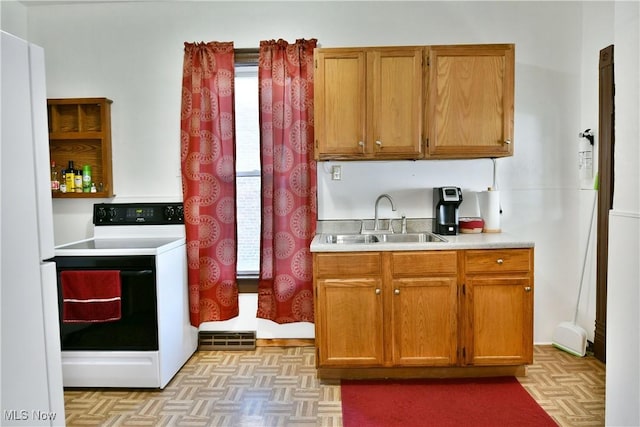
[53,202,197,389]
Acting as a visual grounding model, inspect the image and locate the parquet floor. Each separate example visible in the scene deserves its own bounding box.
[63,345,605,426]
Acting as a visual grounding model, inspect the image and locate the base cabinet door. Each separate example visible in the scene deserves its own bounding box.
[465,276,533,365]
[316,278,384,366]
[391,276,458,366]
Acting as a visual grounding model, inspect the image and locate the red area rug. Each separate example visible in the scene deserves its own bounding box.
[341,377,557,427]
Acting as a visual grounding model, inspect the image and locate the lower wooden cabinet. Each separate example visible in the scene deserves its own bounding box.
[316,278,384,366]
[314,252,384,366]
[463,249,534,366]
[313,247,534,376]
[390,251,458,366]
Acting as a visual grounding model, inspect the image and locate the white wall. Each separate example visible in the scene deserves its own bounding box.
[12,1,611,343]
[0,1,28,37]
[605,1,640,425]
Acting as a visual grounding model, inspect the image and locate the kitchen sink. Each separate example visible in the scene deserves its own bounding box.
[322,232,446,244]
[376,232,446,243]
[323,234,380,244]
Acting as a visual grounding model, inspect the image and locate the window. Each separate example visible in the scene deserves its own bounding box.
[235,60,260,276]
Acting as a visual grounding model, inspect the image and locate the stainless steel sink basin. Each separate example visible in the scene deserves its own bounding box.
[323,234,380,244]
[376,232,446,243]
[322,232,446,244]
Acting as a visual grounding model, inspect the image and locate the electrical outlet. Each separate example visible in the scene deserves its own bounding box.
[331,165,342,181]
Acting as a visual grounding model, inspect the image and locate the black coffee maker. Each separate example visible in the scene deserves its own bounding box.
[433,187,463,235]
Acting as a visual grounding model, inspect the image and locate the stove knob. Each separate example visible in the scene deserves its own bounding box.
[96,207,108,223]
[108,208,117,221]
[164,206,176,220]
[176,205,184,221]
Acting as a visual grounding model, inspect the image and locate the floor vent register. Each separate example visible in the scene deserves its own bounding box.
[198,331,257,350]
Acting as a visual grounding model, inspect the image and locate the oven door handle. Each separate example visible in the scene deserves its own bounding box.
[120,270,154,277]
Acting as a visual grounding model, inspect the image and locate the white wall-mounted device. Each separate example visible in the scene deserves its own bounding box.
[578,129,594,189]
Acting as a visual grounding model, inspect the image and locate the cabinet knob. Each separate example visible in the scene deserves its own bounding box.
[375,140,382,147]
[375,288,381,295]
[358,141,365,152]
[504,139,512,144]
[496,258,504,264]
[524,286,532,292]
[394,289,400,295]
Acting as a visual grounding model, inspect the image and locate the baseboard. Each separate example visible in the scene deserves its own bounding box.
[256,338,315,347]
[317,365,527,381]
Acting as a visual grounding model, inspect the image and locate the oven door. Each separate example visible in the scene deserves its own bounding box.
[54,255,158,351]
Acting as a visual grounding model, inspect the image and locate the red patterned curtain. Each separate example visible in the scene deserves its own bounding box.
[257,38,318,323]
[181,42,238,327]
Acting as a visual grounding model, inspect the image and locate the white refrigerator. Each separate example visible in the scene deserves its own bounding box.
[1,31,66,426]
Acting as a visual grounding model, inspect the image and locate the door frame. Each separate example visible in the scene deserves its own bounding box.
[594,45,614,363]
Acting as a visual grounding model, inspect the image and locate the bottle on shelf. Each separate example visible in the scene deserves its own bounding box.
[50,160,59,191]
[82,165,92,192]
[74,168,83,193]
[60,169,67,193]
[66,160,75,192]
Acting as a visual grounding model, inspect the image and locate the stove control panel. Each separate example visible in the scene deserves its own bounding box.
[94,203,184,225]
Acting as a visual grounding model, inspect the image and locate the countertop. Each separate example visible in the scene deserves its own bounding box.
[310,219,534,252]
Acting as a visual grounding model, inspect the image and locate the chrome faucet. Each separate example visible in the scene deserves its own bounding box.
[374,194,396,232]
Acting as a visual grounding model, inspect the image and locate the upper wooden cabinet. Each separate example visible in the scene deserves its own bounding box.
[313,43,515,160]
[48,98,114,198]
[314,47,423,160]
[426,44,515,158]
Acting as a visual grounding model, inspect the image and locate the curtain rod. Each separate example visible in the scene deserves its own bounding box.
[235,48,258,66]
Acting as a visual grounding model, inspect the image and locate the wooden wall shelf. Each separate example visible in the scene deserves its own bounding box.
[48,98,114,198]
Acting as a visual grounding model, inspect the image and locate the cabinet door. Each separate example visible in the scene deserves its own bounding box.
[314,50,366,159]
[465,275,533,365]
[391,277,457,366]
[315,278,384,366]
[427,44,514,158]
[369,48,423,158]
